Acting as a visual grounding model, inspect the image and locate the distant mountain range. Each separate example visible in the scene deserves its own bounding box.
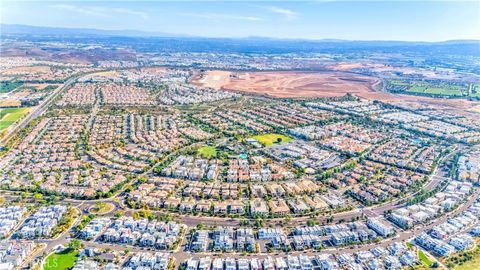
[2,24,479,57]
[2,24,479,44]
[1,24,188,38]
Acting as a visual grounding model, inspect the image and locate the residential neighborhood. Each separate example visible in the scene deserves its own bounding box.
[0,22,479,270]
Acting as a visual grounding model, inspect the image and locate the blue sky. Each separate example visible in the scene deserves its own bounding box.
[1,1,479,41]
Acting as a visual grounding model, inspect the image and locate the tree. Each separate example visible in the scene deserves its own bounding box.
[307,219,317,226]
[68,239,81,250]
[33,193,43,200]
[114,210,124,218]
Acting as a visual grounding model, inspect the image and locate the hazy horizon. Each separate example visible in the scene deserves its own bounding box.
[1,0,480,42]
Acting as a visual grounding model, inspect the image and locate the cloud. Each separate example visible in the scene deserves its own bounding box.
[112,8,148,20]
[50,4,110,18]
[181,12,263,22]
[266,6,298,21]
[50,4,148,20]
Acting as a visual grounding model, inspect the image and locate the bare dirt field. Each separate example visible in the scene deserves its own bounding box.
[193,70,232,90]
[25,83,61,90]
[194,70,480,113]
[213,71,379,98]
[0,99,21,107]
[1,66,51,75]
[358,91,480,110]
[467,105,480,114]
[91,70,120,77]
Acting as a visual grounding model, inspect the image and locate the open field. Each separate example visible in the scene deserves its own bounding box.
[215,71,379,98]
[0,99,22,107]
[386,79,469,97]
[195,70,232,90]
[452,256,480,270]
[90,70,120,77]
[253,133,293,147]
[406,85,464,96]
[198,145,217,158]
[468,105,480,113]
[0,107,30,131]
[193,70,480,112]
[25,83,61,90]
[2,66,51,75]
[43,248,78,270]
[358,91,480,112]
[446,241,480,270]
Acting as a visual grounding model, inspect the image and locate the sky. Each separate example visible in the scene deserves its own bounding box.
[1,0,479,41]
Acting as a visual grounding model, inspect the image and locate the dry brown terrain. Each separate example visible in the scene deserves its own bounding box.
[193,70,480,113]
[0,99,21,107]
[358,91,480,111]
[25,83,61,90]
[217,71,379,98]
[1,66,51,75]
[193,70,232,90]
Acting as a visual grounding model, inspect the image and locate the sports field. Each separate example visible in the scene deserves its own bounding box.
[387,79,469,97]
[0,107,30,131]
[43,248,78,270]
[406,85,464,96]
[253,133,293,147]
[198,146,217,158]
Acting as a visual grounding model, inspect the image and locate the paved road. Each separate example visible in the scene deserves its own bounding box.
[14,146,469,268]
[24,188,478,268]
[3,75,469,267]
[0,76,77,147]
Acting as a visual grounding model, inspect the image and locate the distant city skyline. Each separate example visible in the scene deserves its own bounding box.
[1,0,480,41]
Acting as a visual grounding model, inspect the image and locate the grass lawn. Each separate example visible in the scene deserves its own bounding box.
[0,108,30,131]
[198,146,217,158]
[418,250,434,267]
[253,133,293,147]
[44,248,78,270]
[389,80,410,86]
[406,241,413,249]
[89,202,114,215]
[453,256,480,270]
[448,242,480,270]
[470,88,480,98]
[406,85,463,97]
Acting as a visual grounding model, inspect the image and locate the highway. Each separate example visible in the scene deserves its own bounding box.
[0,76,77,147]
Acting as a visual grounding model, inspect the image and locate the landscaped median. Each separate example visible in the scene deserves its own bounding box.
[89,202,115,215]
